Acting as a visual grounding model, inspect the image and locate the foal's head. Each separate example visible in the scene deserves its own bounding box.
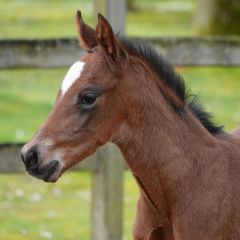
[21,12,135,182]
[21,11,223,182]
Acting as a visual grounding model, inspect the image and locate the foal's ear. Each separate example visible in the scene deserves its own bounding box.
[96,13,126,61]
[75,10,98,51]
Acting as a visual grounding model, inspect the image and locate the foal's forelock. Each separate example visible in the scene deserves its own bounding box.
[61,61,85,95]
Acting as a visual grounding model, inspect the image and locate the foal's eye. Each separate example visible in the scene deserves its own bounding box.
[80,94,96,105]
[77,85,102,111]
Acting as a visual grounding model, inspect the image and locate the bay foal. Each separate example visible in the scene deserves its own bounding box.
[21,11,240,239]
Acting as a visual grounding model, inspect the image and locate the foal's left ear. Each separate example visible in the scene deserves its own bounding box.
[96,14,126,62]
[75,10,98,51]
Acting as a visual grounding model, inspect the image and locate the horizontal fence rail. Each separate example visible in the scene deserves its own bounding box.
[0,143,98,173]
[1,37,240,68]
[0,143,126,173]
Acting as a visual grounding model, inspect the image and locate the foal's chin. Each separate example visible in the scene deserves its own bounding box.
[26,160,64,183]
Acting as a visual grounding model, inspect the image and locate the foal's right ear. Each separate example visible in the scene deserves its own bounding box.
[75,10,98,51]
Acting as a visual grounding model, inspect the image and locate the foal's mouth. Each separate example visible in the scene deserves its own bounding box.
[25,159,63,183]
[27,160,63,182]
[21,145,64,182]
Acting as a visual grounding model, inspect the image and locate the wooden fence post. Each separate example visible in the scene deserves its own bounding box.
[93,0,126,34]
[91,1,126,239]
[91,144,124,240]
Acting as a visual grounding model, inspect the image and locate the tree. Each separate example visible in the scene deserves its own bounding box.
[193,0,240,35]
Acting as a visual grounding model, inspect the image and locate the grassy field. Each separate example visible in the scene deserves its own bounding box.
[1,0,240,239]
[0,0,195,38]
[0,172,139,240]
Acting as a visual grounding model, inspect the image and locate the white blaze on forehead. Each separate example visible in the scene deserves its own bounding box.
[61,61,85,95]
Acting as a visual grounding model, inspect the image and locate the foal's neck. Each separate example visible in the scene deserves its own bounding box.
[114,77,218,211]
[118,97,216,179]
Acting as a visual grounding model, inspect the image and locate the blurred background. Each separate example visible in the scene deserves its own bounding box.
[0,0,240,239]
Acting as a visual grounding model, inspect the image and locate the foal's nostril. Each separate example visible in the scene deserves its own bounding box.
[25,150,39,170]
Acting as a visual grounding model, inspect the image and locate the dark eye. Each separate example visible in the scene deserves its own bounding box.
[77,85,102,111]
[79,94,96,106]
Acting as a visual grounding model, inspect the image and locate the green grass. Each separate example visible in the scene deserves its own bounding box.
[0,172,92,239]
[0,172,138,240]
[0,0,93,39]
[0,68,64,142]
[0,0,196,38]
[179,67,240,130]
[127,8,193,37]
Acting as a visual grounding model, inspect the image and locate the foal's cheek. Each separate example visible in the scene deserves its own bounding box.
[61,140,99,170]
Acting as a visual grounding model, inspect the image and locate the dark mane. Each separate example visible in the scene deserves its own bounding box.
[120,37,224,135]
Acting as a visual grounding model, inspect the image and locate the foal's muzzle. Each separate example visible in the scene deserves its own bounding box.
[21,147,62,182]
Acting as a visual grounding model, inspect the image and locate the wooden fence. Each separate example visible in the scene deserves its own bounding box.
[1,37,240,68]
[1,37,240,240]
